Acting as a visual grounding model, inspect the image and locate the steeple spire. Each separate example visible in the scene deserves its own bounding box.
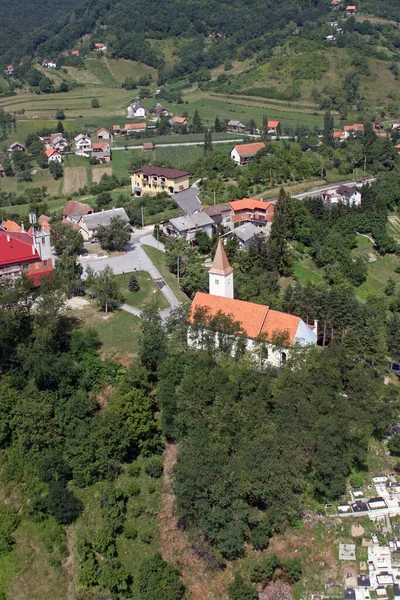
[209,239,233,276]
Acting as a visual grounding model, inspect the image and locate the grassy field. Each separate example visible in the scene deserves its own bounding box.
[115,271,169,310]
[0,168,63,196]
[106,58,157,83]
[142,245,190,304]
[353,236,400,300]
[111,131,241,147]
[85,58,119,86]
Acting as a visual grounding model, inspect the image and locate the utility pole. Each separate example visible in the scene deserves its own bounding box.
[156,226,159,250]
[141,205,144,228]
[177,255,180,282]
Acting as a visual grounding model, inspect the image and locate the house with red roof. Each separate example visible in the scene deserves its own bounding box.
[0,229,53,286]
[170,116,189,128]
[45,148,62,163]
[189,240,317,366]
[94,42,107,52]
[343,124,364,138]
[229,198,275,224]
[267,120,280,135]
[231,142,266,165]
[91,141,111,163]
[131,166,191,196]
[122,123,147,134]
[5,65,14,75]
[346,4,357,15]
[97,127,111,140]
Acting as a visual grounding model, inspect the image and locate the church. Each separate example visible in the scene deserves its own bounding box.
[190,240,317,367]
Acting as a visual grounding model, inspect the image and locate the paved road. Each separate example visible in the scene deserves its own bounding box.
[293,178,375,200]
[112,139,244,151]
[80,227,178,317]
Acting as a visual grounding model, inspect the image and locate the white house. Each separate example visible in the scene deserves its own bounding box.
[97,128,111,140]
[336,185,362,206]
[75,207,130,240]
[127,102,146,118]
[189,241,317,367]
[5,65,14,75]
[42,59,57,69]
[45,148,62,163]
[74,134,92,152]
[160,213,215,241]
[231,142,265,165]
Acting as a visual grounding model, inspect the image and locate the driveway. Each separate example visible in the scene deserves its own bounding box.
[172,183,201,215]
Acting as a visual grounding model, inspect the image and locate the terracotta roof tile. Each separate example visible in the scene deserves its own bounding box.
[233,142,265,157]
[229,198,275,212]
[3,220,22,232]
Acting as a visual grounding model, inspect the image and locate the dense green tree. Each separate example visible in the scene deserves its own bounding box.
[192,109,203,133]
[323,110,334,146]
[50,221,84,256]
[97,217,130,251]
[228,574,257,600]
[138,554,185,600]
[86,266,120,313]
[128,273,140,292]
[140,305,167,373]
[203,129,213,154]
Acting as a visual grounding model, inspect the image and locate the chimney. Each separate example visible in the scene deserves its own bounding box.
[32,245,36,255]
[7,235,10,242]
[20,222,25,232]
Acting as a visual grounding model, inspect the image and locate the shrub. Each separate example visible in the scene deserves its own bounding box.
[138,554,185,600]
[139,530,153,544]
[127,462,141,477]
[128,273,140,292]
[124,520,138,539]
[130,504,144,518]
[349,474,363,488]
[228,574,257,600]
[145,456,163,478]
[91,98,100,108]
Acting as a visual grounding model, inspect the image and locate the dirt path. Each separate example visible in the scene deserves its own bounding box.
[159,442,232,600]
[65,528,76,600]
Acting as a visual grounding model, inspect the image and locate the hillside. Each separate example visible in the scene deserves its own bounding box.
[0,0,82,56]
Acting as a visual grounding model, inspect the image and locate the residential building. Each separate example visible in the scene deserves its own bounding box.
[7,142,26,153]
[113,124,121,135]
[336,185,362,206]
[48,133,69,152]
[229,198,275,224]
[0,229,53,286]
[154,103,171,118]
[97,128,111,140]
[63,200,93,219]
[2,220,23,233]
[91,141,111,163]
[267,120,280,134]
[131,166,191,197]
[346,4,357,14]
[5,65,14,75]
[200,203,233,228]
[143,142,155,152]
[42,59,57,68]
[231,141,265,165]
[343,124,364,138]
[74,133,92,152]
[227,120,246,132]
[227,221,271,249]
[79,207,130,240]
[160,213,214,241]
[334,131,345,141]
[45,148,62,163]
[94,43,107,51]
[170,116,189,127]
[122,123,147,134]
[189,241,317,366]
[127,102,146,118]
[71,50,80,56]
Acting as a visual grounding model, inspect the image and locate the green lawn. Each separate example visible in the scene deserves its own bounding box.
[85,58,119,86]
[142,245,190,304]
[293,255,324,285]
[95,310,142,358]
[106,58,157,84]
[115,271,169,310]
[112,131,242,148]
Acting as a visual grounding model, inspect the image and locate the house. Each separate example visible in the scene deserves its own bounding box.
[227,120,246,132]
[79,207,130,240]
[229,198,275,224]
[71,50,80,56]
[127,102,146,118]
[5,65,14,75]
[189,241,317,367]
[160,213,215,241]
[112,125,121,135]
[170,116,189,127]
[91,142,111,163]
[49,133,69,152]
[63,200,93,219]
[331,0,341,5]
[94,43,107,52]
[143,142,155,152]
[131,166,191,197]
[8,142,26,153]
[154,103,170,118]
[346,4,357,15]
[74,134,92,152]
[231,142,265,165]
[0,229,53,286]
[325,35,336,41]
[343,124,364,138]
[229,221,271,249]
[45,148,62,163]
[2,220,23,232]
[123,123,147,134]
[267,120,280,134]
[200,203,233,228]
[97,128,111,140]
[42,59,57,69]
[334,131,345,141]
[336,185,362,206]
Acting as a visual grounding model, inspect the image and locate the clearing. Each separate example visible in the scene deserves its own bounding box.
[63,166,87,194]
[92,166,112,184]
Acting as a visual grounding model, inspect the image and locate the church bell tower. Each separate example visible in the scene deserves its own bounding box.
[209,239,234,299]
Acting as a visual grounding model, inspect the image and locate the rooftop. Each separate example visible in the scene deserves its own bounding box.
[229,198,274,212]
[82,207,130,230]
[132,166,191,179]
[0,231,39,267]
[233,141,265,157]
[168,212,214,232]
[63,200,93,217]
[209,239,233,275]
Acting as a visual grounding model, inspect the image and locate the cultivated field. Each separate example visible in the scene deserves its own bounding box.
[63,166,87,194]
[92,166,112,183]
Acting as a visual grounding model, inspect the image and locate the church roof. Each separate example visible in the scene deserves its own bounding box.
[209,239,233,276]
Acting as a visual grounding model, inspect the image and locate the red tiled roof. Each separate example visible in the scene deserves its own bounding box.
[124,123,146,130]
[0,231,39,267]
[63,200,93,217]
[190,292,301,344]
[268,120,279,128]
[45,148,59,157]
[229,198,274,212]
[3,220,22,232]
[92,141,110,149]
[171,116,188,124]
[233,142,265,157]
[97,128,109,134]
[344,124,364,131]
[333,131,344,139]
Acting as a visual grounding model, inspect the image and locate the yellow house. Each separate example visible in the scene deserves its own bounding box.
[131,166,191,197]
